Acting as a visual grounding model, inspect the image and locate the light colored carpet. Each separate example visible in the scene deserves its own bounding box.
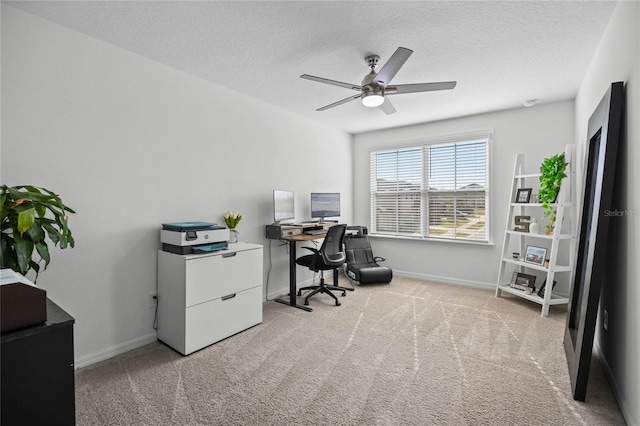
[75,276,624,425]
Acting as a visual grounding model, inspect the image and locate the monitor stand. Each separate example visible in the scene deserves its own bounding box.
[318,218,338,223]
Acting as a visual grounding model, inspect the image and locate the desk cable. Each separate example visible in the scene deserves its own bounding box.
[265,238,320,301]
[265,238,288,301]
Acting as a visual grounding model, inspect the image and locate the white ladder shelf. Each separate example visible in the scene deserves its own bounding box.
[495,144,576,317]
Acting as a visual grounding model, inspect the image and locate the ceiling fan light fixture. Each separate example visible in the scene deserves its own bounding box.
[301,47,456,115]
[362,90,384,107]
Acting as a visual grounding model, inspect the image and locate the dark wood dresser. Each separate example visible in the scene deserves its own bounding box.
[1,299,75,425]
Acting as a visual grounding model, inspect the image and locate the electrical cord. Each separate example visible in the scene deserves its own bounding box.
[265,238,288,301]
[266,239,273,299]
[152,296,158,330]
[265,238,328,301]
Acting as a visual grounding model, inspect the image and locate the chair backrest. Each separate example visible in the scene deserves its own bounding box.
[320,224,347,267]
[345,233,377,266]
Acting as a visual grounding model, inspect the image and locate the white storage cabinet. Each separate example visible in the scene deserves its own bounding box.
[157,242,263,355]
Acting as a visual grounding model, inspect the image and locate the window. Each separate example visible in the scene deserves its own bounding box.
[370,134,490,242]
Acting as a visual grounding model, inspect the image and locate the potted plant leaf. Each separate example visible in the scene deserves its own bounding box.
[538,153,569,234]
[1,185,75,283]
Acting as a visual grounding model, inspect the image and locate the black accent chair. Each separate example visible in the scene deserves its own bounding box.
[296,224,348,306]
[344,226,392,285]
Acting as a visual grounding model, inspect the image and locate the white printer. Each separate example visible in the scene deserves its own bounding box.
[160,222,230,255]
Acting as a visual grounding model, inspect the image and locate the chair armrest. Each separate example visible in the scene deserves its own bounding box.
[299,247,323,270]
[374,256,386,262]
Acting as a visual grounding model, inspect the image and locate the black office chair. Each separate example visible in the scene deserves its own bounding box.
[296,224,348,306]
[344,226,392,285]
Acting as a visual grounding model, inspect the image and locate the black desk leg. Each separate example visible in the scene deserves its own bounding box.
[274,239,313,312]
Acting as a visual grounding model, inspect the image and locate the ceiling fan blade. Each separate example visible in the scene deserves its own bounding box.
[386,81,457,95]
[371,47,413,88]
[378,97,396,115]
[316,94,362,111]
[301,74,363,91]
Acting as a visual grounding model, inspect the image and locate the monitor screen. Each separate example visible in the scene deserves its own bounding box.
[273,190,295,224]
[311,193,340,220]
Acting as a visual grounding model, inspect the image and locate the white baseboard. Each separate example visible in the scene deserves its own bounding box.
[594,342,637,426]
[393,270,495,290]
[265,277,315,302]
[75,332,158,369]
[266,270,494,301]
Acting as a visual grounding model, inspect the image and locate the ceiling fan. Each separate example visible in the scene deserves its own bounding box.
[301,47,456,115]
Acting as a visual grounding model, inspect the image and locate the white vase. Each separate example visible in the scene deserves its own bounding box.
[529,219,540,234]
[229,229,239,243]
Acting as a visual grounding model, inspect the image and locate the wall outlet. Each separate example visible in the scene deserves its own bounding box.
[149,292,158,309]
[603,309,609,331]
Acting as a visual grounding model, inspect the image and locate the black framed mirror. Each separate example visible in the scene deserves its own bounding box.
[564,81,623,401]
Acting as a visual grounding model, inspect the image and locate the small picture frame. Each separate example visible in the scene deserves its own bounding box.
[524,245,547,266]
[537,279,558,298]
[510,271,537,290]
[515,188,532,203]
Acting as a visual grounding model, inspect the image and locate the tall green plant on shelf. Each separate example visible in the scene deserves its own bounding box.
[1,185,75,283]
[539,153,569,233]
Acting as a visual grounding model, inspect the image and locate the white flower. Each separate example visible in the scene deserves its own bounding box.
[223,210,243,229]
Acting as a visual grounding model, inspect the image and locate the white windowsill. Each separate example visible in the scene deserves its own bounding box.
[369,233,495,247]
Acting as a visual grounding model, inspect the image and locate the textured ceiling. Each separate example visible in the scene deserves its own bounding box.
[6,1,618,134]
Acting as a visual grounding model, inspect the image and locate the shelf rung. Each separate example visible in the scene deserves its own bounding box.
[501,258,547,272]
[501,258,573,273]
[505,230,573,240]
[553,265,573,272]
[509,202,557,207]
[515,173,541,179]
[506,230,553,239]
[497,285,568,305]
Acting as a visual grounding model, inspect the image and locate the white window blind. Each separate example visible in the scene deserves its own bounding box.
[370,136,489,242]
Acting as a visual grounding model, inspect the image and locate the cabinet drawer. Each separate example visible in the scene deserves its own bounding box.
[184,285,262,354]
[185,248,262,307]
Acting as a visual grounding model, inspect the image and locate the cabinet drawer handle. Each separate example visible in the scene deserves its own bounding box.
[222,252,237,258]
[221,293,237,301]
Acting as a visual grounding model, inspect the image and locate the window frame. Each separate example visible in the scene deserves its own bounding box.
[369,131,492,244]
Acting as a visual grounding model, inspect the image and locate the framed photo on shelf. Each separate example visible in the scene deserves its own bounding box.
[537,279,557,298]
[510,271,537,290]
[515,188,532,203]
[524,245,547,266]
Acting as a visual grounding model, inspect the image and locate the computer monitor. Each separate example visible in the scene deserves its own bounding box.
[310,192,340,223]
[273,190,295,224]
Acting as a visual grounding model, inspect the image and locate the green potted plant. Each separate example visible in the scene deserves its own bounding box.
[1,185,75,283]
[538,153,569,234]
[223,211,242,243]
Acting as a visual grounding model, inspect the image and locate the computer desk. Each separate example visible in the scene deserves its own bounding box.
[273,224,335,312]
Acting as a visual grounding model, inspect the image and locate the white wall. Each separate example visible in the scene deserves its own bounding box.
[1,6,353,367]
[353,102,574,289]
[574,1,640,424]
